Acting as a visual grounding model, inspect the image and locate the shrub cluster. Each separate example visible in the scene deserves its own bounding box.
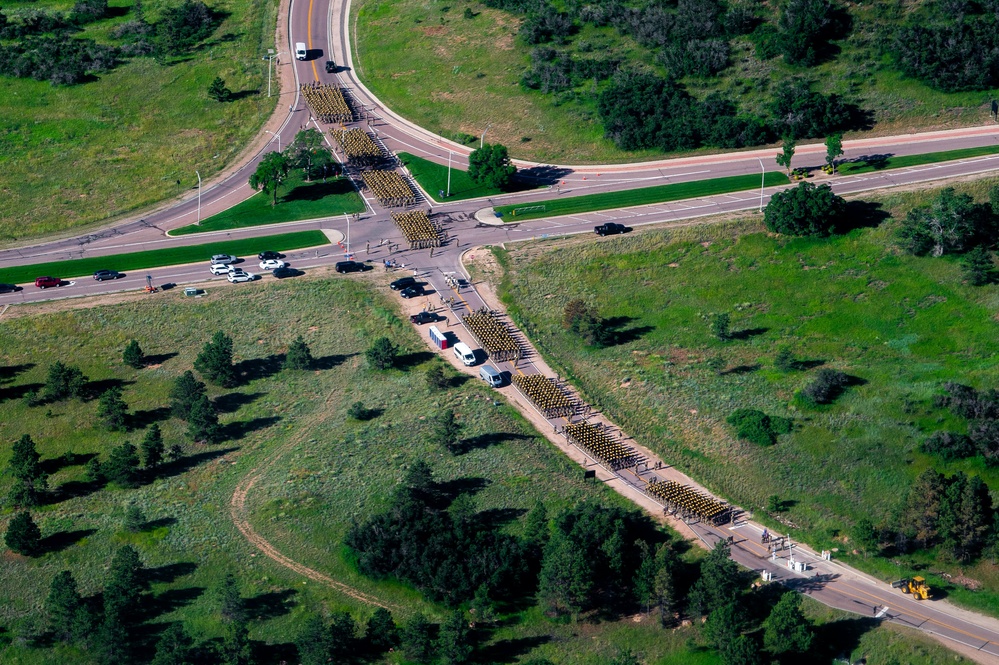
[922,382,999,465]
[726,409,791,446]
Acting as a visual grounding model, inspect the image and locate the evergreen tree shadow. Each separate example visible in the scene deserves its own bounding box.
[281,177,355,203]
[395,351,436,370]
[153,447,240,480]
[221,416,282,441]
[474,635,551,664]
[313,352,356,370]
[244,589,298,621]
[139,516,177,531]
[807,616,880,662]
[53,477,106,503]
[40,451,96,475]
[729,327,769,341]
[475,507,526,530]
[459,432,533,454]
[141,586,205,623]
[838,200,891,233]
[0,363,35,383]
[82,377,135,401]
[449,373,471,389]
[129,406,172,429]
[0,382,43,402]
[435,477,490,508]
[795,359,826,370]
[782,572,840,595]
[720,364,761,376]
[599,316,655,347]
[146,562,199,584]
[252,639,298,664]
[39,528,97,554]
[213,391,265,414]
[142,352,179,367]
[515,164,573,187]
[235,355,285,385]
[228,89,259,101]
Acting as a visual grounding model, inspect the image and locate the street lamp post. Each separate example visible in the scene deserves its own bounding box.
[446,150,452,198]
[196,170,202,225]
[265,130,281,152]
[266,50,286,98]
[480,123,493,149]
[343,213,350,256]
[757,158,765,212]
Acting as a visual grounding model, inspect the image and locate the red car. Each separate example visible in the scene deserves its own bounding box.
[35,276,60,289]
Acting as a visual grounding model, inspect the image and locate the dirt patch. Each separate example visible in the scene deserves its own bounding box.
[420,25,447,36]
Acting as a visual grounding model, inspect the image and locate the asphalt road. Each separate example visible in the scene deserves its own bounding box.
[5,0,999,658]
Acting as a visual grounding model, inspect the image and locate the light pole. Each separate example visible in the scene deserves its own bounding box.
[480,123,492,149]
[343,212,350,256]
[446,150,452,198]
[265,130,281,152]
[757,158,765,212]
[196,170,202,225]
[267,49,274,97]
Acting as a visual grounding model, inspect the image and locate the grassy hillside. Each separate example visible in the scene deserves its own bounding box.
[490,176,999,614]
[0,0,278,243]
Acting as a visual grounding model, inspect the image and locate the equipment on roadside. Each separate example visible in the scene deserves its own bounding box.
[891,576,931,600]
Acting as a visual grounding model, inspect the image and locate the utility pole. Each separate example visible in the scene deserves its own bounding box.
[757,158,765,212]
[196,170,202,225]
[480,123,492,149]
[446,150,452,198]
[344,212,350,256]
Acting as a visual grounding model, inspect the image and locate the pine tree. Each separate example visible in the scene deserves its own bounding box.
[437,610,473,665]
[522,501,549,558]
[365,607,399,653]
[705,602,745,653]
[711,313,731,341]
[762,592,813,656]
[194,331,237,387]
[104,443,141,488]
[151,623,194,665]
[284,335,314,370]
[122,340,145,369]
[141,424,165,469]
[962,246,995,286]
[774,347,798,372]
[425,364,449,391]
[328,611,357,657]
[170,370,207,420]
[7,434,48,507]
[723,634,762,665]
[187,394,221,443]
[538,529,592,617]
[219,618,251,665]
[208,76,233,102]
[296,615,333,665]
[97,386,129,431]
[433,408,463,454]
[215,572,245,625]
[366,337,399,370]
[43,361,88,401]
[124,504,146,533]
[402,613,435,664]
[46,570,85,643]
[653,543,677,625]
[689,541,740,616]
[5,511,43,556]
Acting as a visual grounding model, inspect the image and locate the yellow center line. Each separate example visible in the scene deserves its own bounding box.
[308,0,319,82]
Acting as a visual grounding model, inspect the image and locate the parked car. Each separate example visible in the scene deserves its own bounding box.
[0,283,20,293]
[35,276,60,289]
[211,254,238,265]
[259,259,287,271]
[272,267,302,279]
[227,270,256,283]
[210,264,234,275]
[594,223,629,236]
[390,276,416,290]
[93,270,123,281]
[258,251,283,260]
[410,311,439,325]
[325,60,336,73]
[335,261,370,273]
[400,285,423,299]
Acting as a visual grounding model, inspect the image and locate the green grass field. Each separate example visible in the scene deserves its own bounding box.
[0,273,963,664]
[398,152,509,201]
[170,172,365,235]
[0,0,278,243]
[353,0,997,165]
[837,144,999,175]
[494,172,790,221]
[0,231,328,285]
[489,176,999,614]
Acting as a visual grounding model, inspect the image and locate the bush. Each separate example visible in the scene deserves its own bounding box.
[284,335,314,370]
[468,144,517,191]
[43,361,87,401]
[896,188,997,257]
[726,409,790,445]
[122,340,145,369]
[5,511,42,556]
[347,401,372,420]
[764,182,847,237]
[366,337,399,370]
[801,369,850,405]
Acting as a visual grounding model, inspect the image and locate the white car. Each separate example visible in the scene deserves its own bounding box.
[211,254,238,265]
[259,259,287,271]
[227,270,256,283]
[210,264,234,275]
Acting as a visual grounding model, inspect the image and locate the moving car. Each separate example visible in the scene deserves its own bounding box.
[259,259,287,271]
[0,283,20,293]
[272,267,302,279]
[295,42,307,60]
[35,276,60,289]
[335,261,370,273]
[410,311,439,325]
[594,223,629,236]
[400,285,423,299]
[453,342,477,366]
[325,60,336,73]
[390,276,416,290]
[93,270,123,281]
[258,251,283,260]
[210,264,234,275]
[227,270,256,283]
[479,365,504,387]
[211,254,238,265]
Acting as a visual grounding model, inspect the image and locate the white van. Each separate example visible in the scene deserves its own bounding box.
[479,365,503,387]
[453,342,476,367]
[295,42,307,60]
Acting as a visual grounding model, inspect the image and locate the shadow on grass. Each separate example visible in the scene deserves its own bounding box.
[721,364,761,376]
[845,153,893,171]
[395,351,436,371]
[83,377,135,401]
[54,478,105,503]
[0,363,35,383]
[459,432,533,454]
[140,516,177,531]
[0,382,43,402]
[235,355,285,385]
[229,89,259,101]
[244,589,298,621]
[129,406,172,429]
[808,616,880,662]
[221,416,282,441]
[281,177,355,203]
[40,451,96,475]
[474,635,551,664]
[795,359,826,370]
[146,561,199,584]
[601,316,655,347]
[435,477,490,508]
[142,352,179,367]
[729,327,769,341]
[475,507,526,530]
[252,639,298,665]
[213,391,265,414]
[154,447,240,481]
[839,200,891,233]
[449,374,471,389]
[142,586,206,623]
[314,352,356,370]
[40,528,97,554]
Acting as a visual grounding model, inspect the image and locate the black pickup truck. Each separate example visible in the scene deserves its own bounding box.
[594,223,629,236]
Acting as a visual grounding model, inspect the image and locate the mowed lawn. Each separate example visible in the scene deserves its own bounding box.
[0,0,278,243]
[492,176,999,613]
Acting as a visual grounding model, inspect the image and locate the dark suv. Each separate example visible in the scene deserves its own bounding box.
[258,251,284,260]
[595,223,629,236]
[410,311,439,325]
[389,276,416,290]
[336,261,370,273]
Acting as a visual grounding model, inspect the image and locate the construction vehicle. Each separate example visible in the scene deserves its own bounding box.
[891,576,931,600]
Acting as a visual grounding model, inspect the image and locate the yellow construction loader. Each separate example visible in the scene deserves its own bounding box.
[891,576,931,600]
